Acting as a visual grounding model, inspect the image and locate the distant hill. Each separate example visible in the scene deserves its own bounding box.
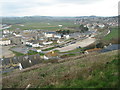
[2,16,73,24]
[2,16,54,24]
[2,15,118,25]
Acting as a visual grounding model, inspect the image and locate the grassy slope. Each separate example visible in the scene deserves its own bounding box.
[2,50,119,88]
[96,27,119,45]
[103,27,118,41]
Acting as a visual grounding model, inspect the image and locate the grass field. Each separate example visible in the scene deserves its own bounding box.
[103,27,118,41]
[8,21,79,31]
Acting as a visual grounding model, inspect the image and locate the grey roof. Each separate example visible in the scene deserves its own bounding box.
[46,32,56,34]
[2,54,43,69]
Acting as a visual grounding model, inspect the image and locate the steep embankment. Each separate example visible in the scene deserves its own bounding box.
[2,50,119,88]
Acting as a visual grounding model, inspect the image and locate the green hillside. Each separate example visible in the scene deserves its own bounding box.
[2,50,119,88]
[104,27,119,41]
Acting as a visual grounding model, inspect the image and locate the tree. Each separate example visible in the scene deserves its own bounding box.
[56,30,70,35]
[66,30,70,34]
[96,42,104,48]
[62,30,66,34]
[79,24,88,33]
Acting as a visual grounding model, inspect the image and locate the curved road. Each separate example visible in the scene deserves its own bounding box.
[56,37,96,52]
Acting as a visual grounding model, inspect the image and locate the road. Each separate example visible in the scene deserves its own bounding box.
[55,37,96,52]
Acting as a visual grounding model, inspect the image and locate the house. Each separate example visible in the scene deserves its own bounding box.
[54,34,62,39]
[10,37,22,45]
[44,32,56,38]
[21,38,28,45]
[64,35,70,39]
[13,33,22,37]
[21,36,35,45]
[26,41,33,46]
[18,57,42,70]
[26,40,44,47]
[43,51,59,59]
[31,43,38,47]
[32,43,40,47]
[0,38,11,45]
[58,25,62,27]
[3,30,10,34]
[13,54,42,70]
[58,24,63,28]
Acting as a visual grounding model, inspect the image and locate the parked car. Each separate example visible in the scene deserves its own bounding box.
[76,46,81,48]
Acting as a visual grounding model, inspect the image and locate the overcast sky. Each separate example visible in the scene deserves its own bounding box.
[0,0,119,17]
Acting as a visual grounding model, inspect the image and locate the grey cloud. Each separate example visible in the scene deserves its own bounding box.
[1,0,104,16]
[1,1,53,15]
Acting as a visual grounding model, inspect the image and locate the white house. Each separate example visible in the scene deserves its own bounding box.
[13,33,22,37]
[26,42,44,47]
[64,35,70,39]
[26,42,33,46]
[58,24,63,27]
[32,44,39,47]
[54,34,61,38]
[0,39,11,45]
[44,32,55,38]
[3,30,10,34]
